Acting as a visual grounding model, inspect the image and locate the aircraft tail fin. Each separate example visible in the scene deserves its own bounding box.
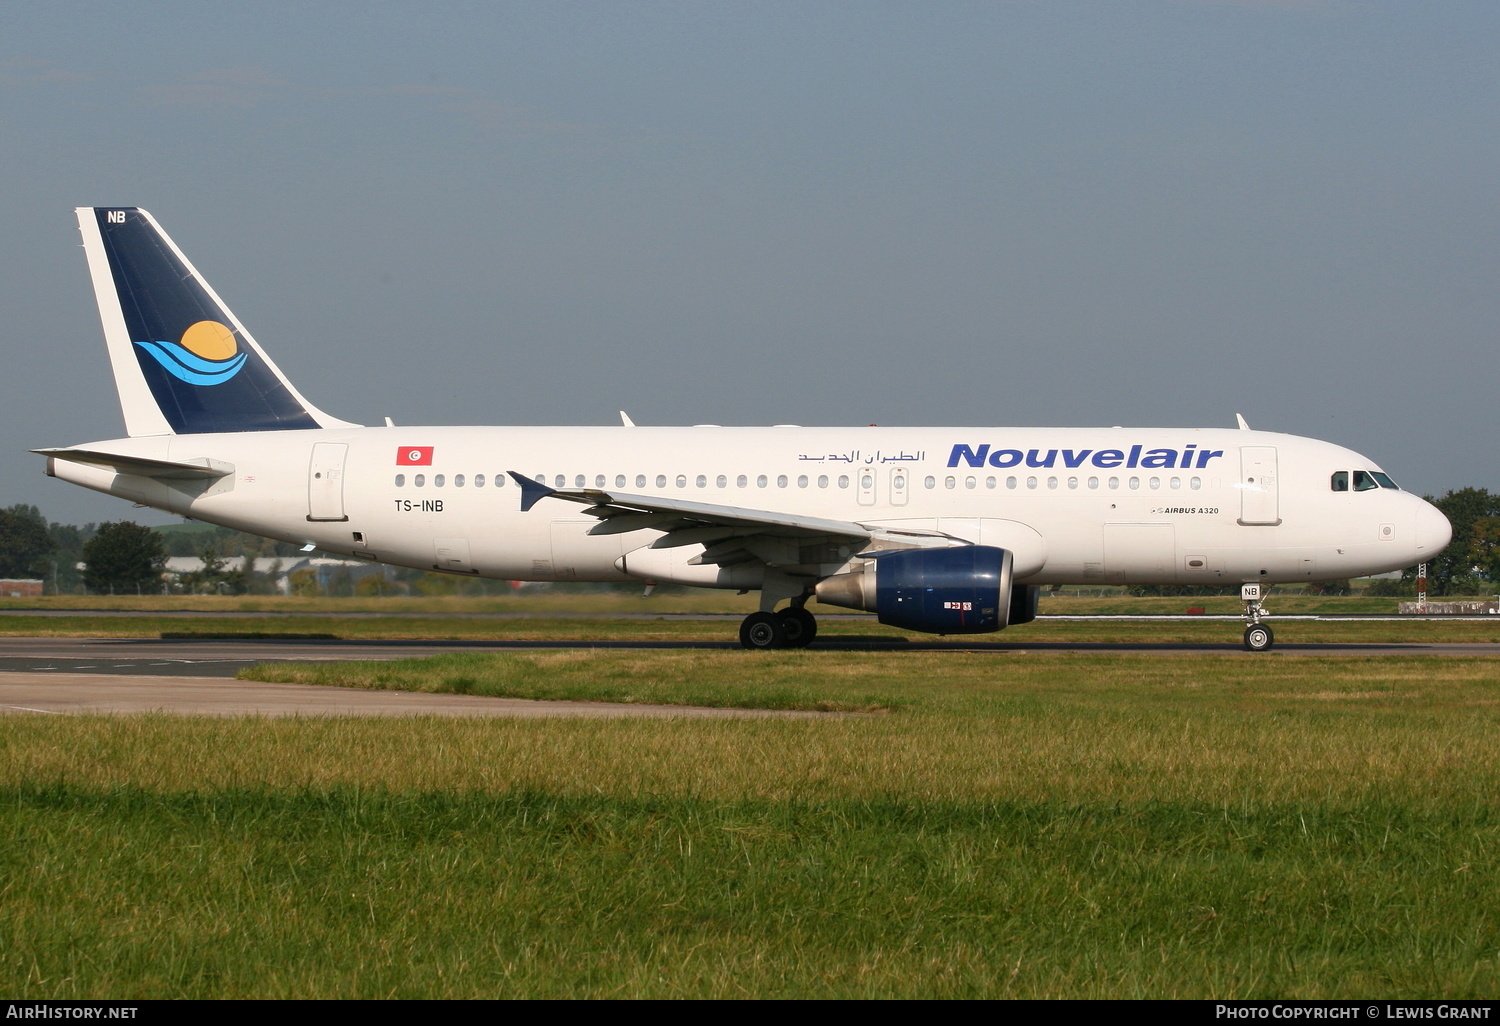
[75,207,357,436]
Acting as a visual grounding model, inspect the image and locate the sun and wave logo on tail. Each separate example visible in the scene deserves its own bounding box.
[132,320,248,386]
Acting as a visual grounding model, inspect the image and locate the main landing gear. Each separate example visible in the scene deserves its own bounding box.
[739,605,818,650]
[1241,583,1274,652]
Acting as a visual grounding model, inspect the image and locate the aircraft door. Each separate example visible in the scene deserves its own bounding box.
[857,468,877,506]
[1104,523,1176,583]
[307,442,349,522]
[1238,446,1280,526]
[890,467,909,506]
[552,519,624,581]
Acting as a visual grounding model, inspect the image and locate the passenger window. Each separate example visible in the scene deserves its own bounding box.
[986,476,996,489]
[395,474,405,487]
[1047,477,1058,489]
[414,474,425,487]
[575,475,586,488]
[1087,477,1098,489]
[777,475,788,488]
[1108,477,1119,489]
[818,475,829,488]
[1006,477,1017,489]
[596,475,605,487]
[656,475,667,488]
[965,476,976,489]
[1128,477,1140,489]
[554,475,565,488]
[838,475,850,488]
[1148,477,1159,489]
[797,475,808,488]
[758,475,768,488]
[435,474,446,487]
[945,476,956,489]
[924,476,936,489]
[1190,477,1201,490]
[1354,471,1379,492]
[1169,477,1180,489]
[1026,477,1037,489]
[616,475,626,488]
[474,474,485,487]
[1067,477,1078,489]
[696,475,706,488]
[1331,471,1349,492]
[637,475,647,488]
[716,475,727,488]
[454,474,465,487]
[737,475,747,488]
[676,475,687,488]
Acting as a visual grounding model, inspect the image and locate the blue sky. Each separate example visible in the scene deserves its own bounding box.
[3,1,1496,525]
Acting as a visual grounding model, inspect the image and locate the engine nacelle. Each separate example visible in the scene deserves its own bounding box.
[816,545,1014,635]
[1009,583,1039,626]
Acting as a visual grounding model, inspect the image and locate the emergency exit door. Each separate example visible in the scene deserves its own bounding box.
[307,442,349,522]
[1238,446,1279,526]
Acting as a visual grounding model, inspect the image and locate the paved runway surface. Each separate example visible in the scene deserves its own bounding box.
[0,636,1494,718]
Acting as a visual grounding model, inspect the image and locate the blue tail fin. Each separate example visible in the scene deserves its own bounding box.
[76,207,356,436]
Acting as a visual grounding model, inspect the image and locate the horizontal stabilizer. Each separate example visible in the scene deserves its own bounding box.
[34,447,233,480]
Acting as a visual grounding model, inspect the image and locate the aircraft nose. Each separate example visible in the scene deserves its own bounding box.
[1413,498,1452,557]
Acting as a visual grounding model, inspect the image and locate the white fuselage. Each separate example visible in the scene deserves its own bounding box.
[48,424,1451,588]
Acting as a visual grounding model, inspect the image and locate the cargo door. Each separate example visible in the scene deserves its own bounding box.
[552,519,619,580]
[1104,523,1176,583]
[1239,446,1280,526]
[307,442,349,522]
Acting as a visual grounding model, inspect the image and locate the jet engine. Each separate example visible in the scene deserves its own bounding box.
[815,545,1031,635]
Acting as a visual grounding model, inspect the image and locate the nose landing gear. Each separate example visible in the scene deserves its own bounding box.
[1241,583,1274,652]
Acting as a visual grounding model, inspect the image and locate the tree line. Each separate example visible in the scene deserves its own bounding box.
[0,505,517,596]
[0,506,312,595]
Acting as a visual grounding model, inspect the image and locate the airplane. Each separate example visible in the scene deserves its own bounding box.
[38,207,1452,651]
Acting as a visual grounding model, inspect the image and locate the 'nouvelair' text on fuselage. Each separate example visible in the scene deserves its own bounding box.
[947,443,1226,471]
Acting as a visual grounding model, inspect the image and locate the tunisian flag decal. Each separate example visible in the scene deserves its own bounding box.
[396,446,434,466]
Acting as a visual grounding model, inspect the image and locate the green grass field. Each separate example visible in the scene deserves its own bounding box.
[5,647,1500,997]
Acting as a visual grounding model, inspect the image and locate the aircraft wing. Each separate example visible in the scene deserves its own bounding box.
[507,471,953,569]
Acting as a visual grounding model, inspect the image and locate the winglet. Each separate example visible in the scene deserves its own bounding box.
[620,411,635,427]
[509,471,555,512]
[1235,413,1251,431]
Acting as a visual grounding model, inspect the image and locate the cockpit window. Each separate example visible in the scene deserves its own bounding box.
[1372,472,1399,490]
[1331,471,1348,492]
[1353,470,1379,492]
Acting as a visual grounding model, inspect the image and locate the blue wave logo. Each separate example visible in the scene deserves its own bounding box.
[134,320,248,386]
